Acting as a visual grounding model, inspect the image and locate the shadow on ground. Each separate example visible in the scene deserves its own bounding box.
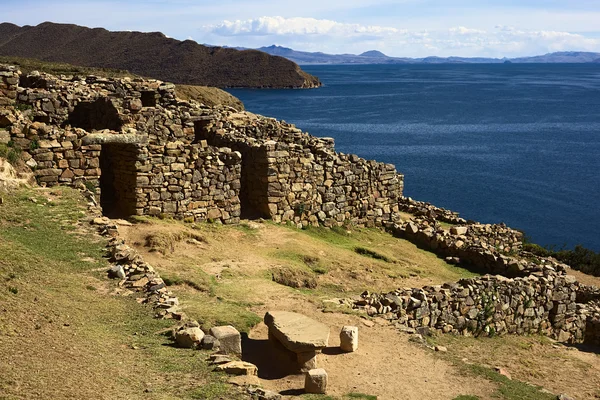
[241,333,300,379]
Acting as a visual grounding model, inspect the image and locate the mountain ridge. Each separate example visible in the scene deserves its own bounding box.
[256,45,600,65]
[0,22,321,88]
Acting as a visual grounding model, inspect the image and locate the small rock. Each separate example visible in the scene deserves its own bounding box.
[92,216,110,225]
[208,354,232,365]
[215,361,258,376]
[201,335,220,350]
[304,368,328,394]
[434,346,448,352]
[175,327,205,348]
[494,367,511,380]
[247,387,282,400]
[557,394,575,400]
[108,265,126,279]
[361,319,375,328]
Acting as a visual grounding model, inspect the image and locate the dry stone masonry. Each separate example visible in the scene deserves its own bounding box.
[0,64,404,228]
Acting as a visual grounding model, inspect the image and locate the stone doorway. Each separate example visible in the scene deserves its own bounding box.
[239,146,271,220]
[99,143,138,218]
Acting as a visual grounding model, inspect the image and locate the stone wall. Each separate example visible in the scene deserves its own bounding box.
[355,269,595,344]
[386,215,540,277]
[0,66,19,106]
[1,64,406,227]
[195,112,404,228]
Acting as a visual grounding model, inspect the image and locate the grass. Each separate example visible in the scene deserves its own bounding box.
[0,186,245,399]
[424,334,579,400]
[354,246,393,262]
[464,364,554,400]
[453,396,480,400]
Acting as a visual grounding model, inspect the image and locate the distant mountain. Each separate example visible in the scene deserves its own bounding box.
[511,51,600,63]
[256,46,600,65]
[0,22,321,88]
[359,50,389,58]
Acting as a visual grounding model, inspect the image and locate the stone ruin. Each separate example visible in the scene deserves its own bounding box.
[0,64,403,226]
[2,63,600,347]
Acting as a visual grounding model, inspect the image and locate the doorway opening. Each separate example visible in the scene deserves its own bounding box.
[99,143,138,218]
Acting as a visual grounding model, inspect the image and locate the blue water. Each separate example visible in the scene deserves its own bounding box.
[227,64,600,251]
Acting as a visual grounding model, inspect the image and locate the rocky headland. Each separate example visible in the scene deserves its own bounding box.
[0,22,322,89]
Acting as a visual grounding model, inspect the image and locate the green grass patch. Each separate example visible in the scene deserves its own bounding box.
[453,396,480,400]
[464,364,554,400]
[354,246,393,262]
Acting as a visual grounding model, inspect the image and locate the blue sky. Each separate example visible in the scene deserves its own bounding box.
[3,0,600,57]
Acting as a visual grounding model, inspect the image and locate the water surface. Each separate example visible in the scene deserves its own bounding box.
[228,64,600,251]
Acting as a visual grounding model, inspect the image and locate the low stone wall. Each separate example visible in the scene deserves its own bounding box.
[398,197,466,224]
[385,217,556,277]
[354,270,594,344]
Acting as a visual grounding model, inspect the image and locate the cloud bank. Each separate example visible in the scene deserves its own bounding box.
[203,16,600,58]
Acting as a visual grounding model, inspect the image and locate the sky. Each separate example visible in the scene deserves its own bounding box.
[3,0,600,58]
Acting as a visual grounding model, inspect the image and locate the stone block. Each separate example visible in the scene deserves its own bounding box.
[304,368,328,394]
[339,326,358,352]
[209,325,241,355]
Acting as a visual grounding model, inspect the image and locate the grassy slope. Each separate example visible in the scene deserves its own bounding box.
[0,187,244,400]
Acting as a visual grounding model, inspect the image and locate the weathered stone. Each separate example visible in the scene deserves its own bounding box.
[209,325,241,355]
[304,368,328,394]
[339,326,358,352]
[175,327,205,348]
[215,361,258,376]
[201,335,220,350]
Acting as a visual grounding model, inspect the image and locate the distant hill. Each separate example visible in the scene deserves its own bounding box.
[256,45,600,65]
[0,22,321,88]
[359,50,389,58]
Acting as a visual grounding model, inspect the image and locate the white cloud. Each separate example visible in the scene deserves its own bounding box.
[203,17,600,57]
[207,16,399,37]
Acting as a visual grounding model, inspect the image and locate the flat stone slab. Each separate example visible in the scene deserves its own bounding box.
[264,311,330,353]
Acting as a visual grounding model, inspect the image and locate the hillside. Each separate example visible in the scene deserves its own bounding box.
[1,182,599,399]
[0,22,321,88]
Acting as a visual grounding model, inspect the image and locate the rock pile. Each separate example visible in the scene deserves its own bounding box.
[386,215,567,277]
[398,196,466,224]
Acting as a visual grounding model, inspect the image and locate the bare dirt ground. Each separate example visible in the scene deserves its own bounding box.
[119,217,600,400]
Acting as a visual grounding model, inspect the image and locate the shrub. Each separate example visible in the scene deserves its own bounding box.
[29,139,40,151]
[523,242,600,277]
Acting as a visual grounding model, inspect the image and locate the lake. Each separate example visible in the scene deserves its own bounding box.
[227,64,600,251]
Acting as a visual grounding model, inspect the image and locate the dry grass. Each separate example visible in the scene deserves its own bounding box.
[0,187,244,400]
